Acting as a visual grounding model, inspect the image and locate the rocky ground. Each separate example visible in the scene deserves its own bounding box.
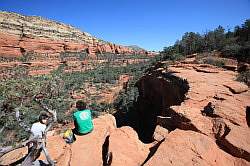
[142,59,249,165]
[1,57,249,166]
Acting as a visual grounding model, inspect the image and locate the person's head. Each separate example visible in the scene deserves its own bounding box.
[76,100,86,111]
[39,112,49,124]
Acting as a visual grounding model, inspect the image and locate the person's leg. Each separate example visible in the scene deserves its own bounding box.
[41,140,55,166]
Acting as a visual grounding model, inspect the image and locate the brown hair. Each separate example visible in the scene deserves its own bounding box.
[76,100,86,111]
[39,112,49,124]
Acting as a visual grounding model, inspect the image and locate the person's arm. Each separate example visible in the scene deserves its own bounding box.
[73,113,79,129]
[91,110,100,117]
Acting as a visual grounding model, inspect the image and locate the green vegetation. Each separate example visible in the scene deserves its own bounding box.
[161,19,250,62]
[0,65,71,145]
[201,57,225,67]
[96,52,148,60]
[113,55,161,113]
[0,52,159,146]
[237,70,250,86]
[60,50,88,61]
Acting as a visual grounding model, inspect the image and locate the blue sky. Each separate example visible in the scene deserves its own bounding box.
[0,0,250,51]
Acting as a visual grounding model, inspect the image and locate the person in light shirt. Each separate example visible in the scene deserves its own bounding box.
[30,113,49,138]
[23,112,55,165]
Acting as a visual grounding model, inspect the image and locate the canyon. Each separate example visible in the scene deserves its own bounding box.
[1,57,249,166]
[0,11,154,78]
[0,11,249,166]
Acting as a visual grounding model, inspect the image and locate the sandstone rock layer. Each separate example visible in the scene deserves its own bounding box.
[0,11,150,58]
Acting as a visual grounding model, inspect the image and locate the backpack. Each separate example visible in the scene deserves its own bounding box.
[63,129,76,144]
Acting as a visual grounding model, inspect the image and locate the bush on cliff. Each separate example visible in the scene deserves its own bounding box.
[202,57,225,67]
[237,69,250,86]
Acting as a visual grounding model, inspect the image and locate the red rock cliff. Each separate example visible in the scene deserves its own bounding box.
[0,11,149,58]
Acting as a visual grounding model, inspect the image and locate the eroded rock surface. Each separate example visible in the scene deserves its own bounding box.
[0,11,150,57]
[145,129,249,166]
[218,122,250,162]
[109,126,150,166]
[44,115,151,166]
[1,58,250,165]
[143,60,250,164]
[167,63,249,132]
[0,11,155,78]
[0,114,152,166]
[117,59,250,164]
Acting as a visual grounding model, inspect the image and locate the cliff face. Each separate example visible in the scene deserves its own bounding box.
[0,11,148,58]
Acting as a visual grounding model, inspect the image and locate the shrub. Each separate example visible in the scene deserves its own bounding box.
[202,57,225,67]
[163,53,184,61]
[222,44,241,57]
[237,70,250,86]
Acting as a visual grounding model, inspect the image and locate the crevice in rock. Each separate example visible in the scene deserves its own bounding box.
[227,119,240,126]
[20,47,26,55]
[193,66,218,73]
[67,146,73,166]
[165,108,201,133]
[216,132,250,162]
[246,106,250,127]
[141,139,165,166]
[223,85,248,94]
[114,70,190,143]
[213,95,226,101]
[213,118,250,162]
[102,136,112,166]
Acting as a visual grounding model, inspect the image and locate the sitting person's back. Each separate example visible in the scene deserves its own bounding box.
[73,100,94,135]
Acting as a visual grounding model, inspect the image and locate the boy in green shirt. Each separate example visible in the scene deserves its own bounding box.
[73,100,94,135]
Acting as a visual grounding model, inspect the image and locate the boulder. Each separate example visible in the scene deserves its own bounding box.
[153,125,169,142]
[38,135,67,162]
[144,129,249,166]
[223,82,248,94]
[69,114,116,166]
[108,126,150,166]
[218,122,250,162]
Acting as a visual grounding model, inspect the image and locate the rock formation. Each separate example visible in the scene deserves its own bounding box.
[0,11,155,78]
[145,129,249,166]
[0,11,151,58]
[0,114,152,166]
[0,11,249,166]
[114,57,250,165]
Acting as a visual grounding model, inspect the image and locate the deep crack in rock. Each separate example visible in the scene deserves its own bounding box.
[115,69,190,143]
[102,136,112,166]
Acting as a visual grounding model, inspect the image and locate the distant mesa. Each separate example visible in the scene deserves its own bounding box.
[0,11,156,58]
[127,45,146,52]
